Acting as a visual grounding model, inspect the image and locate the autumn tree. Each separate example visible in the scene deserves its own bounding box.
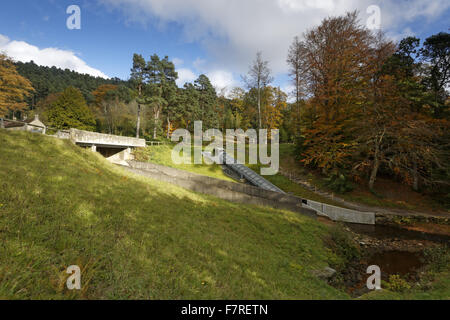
[92,84,118,133]
[262,86,286,132]
[92,85,134,134]
[296,12,373,177]
[0,54,34,117]
[229,87,247,129]
[377,36,449,191]
[287,36,306,135]
[242,51,273,129]
[356,33,397,191]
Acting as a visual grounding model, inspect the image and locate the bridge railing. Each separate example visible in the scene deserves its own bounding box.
[146,141,165,146]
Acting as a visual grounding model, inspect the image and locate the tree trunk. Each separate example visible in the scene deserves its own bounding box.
[369,145,380,191]
[153,107,160,140]
[412,158,419,191]
[136,104,141,138]
[167,115,171,139]
[257,86,262,129]
[136,84,142,138]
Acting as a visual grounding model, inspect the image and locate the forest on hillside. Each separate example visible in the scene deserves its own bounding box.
[0,11,448,203]
[14,60,125,106]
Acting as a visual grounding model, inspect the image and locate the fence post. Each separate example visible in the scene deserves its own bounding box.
[0,118,4,129]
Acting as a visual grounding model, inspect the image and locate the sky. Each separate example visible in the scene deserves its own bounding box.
[0,0,449,96]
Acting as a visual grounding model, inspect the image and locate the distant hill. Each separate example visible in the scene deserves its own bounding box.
[14,61,128,106]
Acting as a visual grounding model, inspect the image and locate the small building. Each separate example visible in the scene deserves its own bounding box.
[3,115,46,134]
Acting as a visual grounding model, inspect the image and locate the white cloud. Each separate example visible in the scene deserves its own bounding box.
[0,34,108,78]
[100,0,449,82]
[172,57,184,66]
[193,57,206,71]
[281,84,296,103]
[206,70,236,95]
[176,67,197,87]
[387,27,416,42]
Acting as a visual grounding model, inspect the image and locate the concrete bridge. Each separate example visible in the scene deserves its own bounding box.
[66,129,146,164]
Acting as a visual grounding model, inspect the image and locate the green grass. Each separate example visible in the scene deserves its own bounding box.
[134,144,234,181]
[247,164,347,208]
[360,269,450,300]
[0,130,348,299]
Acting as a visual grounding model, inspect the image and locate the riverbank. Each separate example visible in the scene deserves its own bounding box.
[318,217,450,298]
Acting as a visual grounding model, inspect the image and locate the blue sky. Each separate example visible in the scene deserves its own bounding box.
[0,0,449,96]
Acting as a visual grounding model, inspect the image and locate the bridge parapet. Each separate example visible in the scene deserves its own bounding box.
[69,129,146,148]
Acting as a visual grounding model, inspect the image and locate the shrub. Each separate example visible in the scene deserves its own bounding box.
[385,275,411,292]
[324,224,361,269]
[323,172,354,193]
[423,245,450,273]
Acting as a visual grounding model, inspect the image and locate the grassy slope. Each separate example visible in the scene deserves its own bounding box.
[136,144,344,207]
[0,130,347,299]
[134,144,234,181]
[140,143,448,213]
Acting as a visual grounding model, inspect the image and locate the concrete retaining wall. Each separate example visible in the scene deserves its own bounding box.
[125,161,317,219]
[305,199,375,225]
[124,161,376,224]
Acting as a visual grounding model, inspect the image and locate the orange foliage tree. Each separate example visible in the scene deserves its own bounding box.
[0,54,34,117]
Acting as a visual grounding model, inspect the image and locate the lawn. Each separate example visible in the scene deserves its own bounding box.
[0,130,347,299]
[134,144,234,181]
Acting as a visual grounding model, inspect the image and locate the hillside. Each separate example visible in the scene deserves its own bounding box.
[14,61,126,105]
[0,130,347,299]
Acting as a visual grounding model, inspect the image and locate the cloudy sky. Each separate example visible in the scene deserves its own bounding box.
[0,0,448,94]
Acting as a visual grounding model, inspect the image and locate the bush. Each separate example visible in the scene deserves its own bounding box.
[385,275,411,292]
[323,172,354,193]
[293,135,306,161]
[423,245,450,273]
[325,224,361,269]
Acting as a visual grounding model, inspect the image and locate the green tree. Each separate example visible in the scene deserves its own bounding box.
[420,32,450,118]
[194,74,218,129]
[179,82,200,131]
[46,87,95,130]
[130,54,147,138]
[130,54,178,139]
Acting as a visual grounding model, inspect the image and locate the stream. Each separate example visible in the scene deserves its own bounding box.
[323,220,449,297]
